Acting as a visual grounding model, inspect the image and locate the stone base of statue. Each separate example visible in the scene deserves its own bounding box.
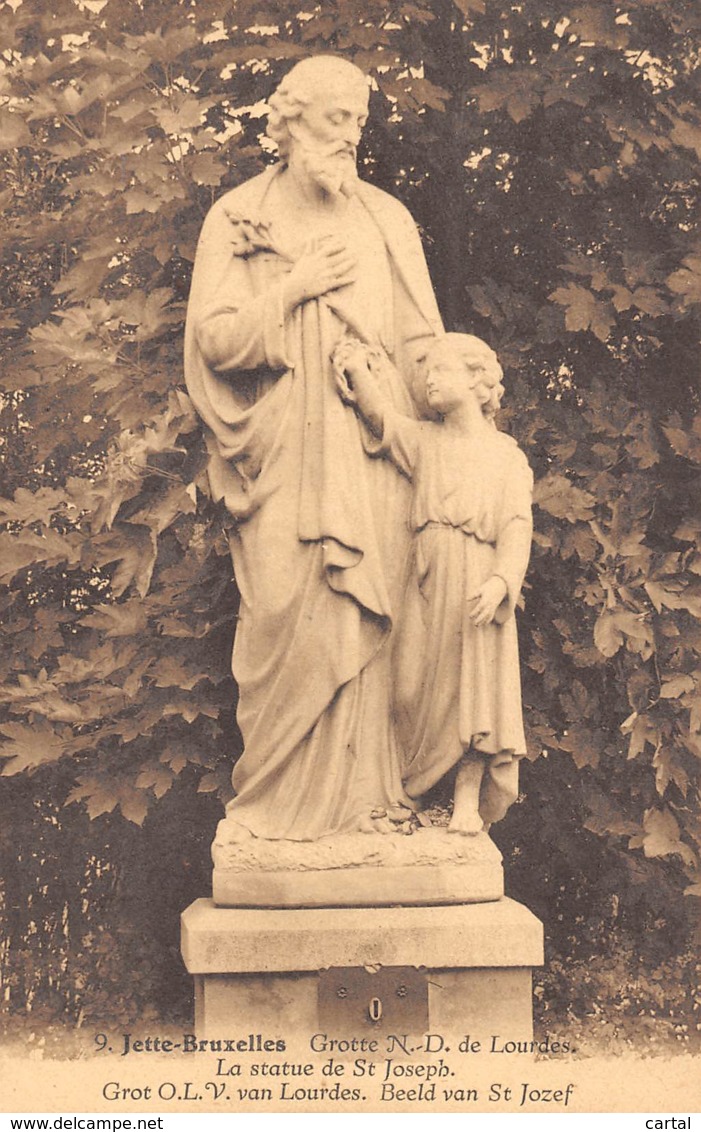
[181,895,543,1039]
[211,824,504,907]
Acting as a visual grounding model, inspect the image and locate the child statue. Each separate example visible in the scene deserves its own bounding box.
[333,333,533,836]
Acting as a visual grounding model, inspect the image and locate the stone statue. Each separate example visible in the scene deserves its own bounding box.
[184,55,443,843]
[333,333,533,836]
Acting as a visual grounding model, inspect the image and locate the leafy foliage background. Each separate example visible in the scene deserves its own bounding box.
[1,0,699,1048]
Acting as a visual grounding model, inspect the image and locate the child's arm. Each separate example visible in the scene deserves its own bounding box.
[333,338,421,476]
[466,514,532,627]
[468,452,533,627]
[466,575,509,627]
[332,339,391,437]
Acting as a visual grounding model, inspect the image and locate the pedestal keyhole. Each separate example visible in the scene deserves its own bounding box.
[368,996,382,1023]
[318,966,428,1032]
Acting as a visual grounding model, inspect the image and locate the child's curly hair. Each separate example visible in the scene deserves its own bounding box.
[426,333,504,388]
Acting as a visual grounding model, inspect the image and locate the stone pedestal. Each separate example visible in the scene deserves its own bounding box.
[212,826,505,907]
[181,897,543,1039]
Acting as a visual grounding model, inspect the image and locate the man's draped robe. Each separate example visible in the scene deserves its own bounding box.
[184,166,442,839]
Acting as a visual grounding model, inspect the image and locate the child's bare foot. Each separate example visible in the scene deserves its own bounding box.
[450,753,485,835]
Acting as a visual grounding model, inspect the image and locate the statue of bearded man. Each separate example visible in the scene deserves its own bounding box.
[184,55,443,841]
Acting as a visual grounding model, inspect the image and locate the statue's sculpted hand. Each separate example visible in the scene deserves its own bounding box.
[332,337,376,404]
[467,575,508,627]
[283,237,357,312]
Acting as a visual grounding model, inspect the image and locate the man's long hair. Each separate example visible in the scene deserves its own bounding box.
[266,56,368,160]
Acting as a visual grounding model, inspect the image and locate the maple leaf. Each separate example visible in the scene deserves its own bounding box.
[130,481,197,537]
[155,96,207,136]
[559,723,606,769]
[155,610,211,638]
[124,188,162,215]
[625,415,660,469]
[591,611,622,658]
[653,745,689,798]
[561,524,598,563]
[135,761,174,799]
[406,78,450,113]
[568,4,630,49]
[0,530,82,583]
[398,3,436,23]
[0,668,91,723]
[151,656,207,692]
[594,609,652,660]
[197,766,234,797]
[662,414,701,464]
[109,94,157,125]
[611,285,634,312]
[470,69,540,123]
[631,808,697,868]
[80,602,149,639]
[53,254,114,300]
[645,580,687,613]
[162,697,217,724]
[668,116,701,160]
[69,773,150,825]
[87,524,157,598]
[621,711,659,761]
[0,486,69,526]
[452,0,485,14]
[188,151,227,188]
[123,25,197,65]
[659,674,695,700]
[0,109,32,149]
[55,640,139,687]
[533,473,595,522]
[90,461,143,534]
[666,256,701,309]
[549,283,615,341]
[0,721,66,775]
[118,288,179,343]
[30,315,117,367]
[32,609,69,655]
[582,784,639,837]
[631,287,669,318]
[159,742,209,775]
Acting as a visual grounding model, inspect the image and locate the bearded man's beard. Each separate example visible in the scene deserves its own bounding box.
[297,142,359,198]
